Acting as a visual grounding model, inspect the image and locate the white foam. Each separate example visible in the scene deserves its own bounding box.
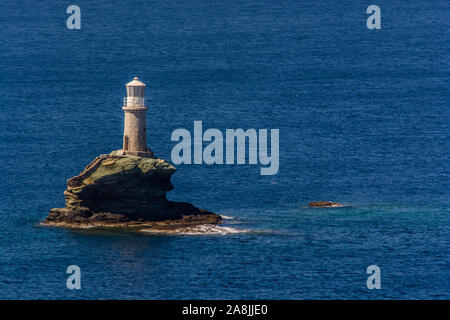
[220,215,235,220]
[177,224,249,235]
[141,224,249,235]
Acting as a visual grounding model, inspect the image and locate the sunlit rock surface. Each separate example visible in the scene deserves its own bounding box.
[44,153,221,231]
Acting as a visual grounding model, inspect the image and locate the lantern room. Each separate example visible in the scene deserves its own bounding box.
[124,77,146,107]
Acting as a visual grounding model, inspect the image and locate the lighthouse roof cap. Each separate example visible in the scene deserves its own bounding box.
[126,77,146,87]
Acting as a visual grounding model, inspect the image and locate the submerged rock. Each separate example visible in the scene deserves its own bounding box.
[309,201,345,207]
[44,153,221,230]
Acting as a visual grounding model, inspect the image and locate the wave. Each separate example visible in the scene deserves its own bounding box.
[141,224,250,235]
[220,215,235,220]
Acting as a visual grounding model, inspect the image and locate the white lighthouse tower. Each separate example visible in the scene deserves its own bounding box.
[118,77,154,158]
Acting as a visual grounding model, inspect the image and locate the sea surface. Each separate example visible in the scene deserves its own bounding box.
[0,0,449,299]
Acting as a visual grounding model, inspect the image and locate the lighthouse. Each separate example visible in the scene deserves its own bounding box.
[118,77,154,158]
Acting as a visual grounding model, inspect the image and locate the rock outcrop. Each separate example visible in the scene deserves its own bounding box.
[309,201,345,207]
[44,153,221,231]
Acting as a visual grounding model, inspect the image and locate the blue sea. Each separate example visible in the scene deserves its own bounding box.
[0,0,449,299]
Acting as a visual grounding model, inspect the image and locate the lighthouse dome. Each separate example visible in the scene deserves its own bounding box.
[126,77,146,97]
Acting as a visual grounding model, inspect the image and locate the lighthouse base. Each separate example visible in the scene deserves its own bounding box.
[43,153,222,233]
[114,148,154,158]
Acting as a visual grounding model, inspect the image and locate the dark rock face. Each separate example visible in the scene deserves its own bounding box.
[309,201,344,207]
[44,154,221,229]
